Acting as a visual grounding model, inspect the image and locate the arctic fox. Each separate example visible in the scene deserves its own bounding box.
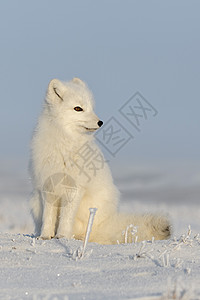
[30,78,170,244]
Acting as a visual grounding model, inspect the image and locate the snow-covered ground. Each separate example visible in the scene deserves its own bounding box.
[0,161,200,299]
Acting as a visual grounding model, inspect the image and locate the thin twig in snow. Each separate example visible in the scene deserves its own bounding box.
[73,208,97,260]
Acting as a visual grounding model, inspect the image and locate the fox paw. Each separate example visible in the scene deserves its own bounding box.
[38,235,54,240]
[55,234,66,239]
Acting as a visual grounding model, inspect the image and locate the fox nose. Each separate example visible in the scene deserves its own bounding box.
[97,120,103,127]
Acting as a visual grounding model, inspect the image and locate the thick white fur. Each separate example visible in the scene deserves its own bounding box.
[30,78,170,244]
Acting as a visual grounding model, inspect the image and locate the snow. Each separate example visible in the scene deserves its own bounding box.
[0,162,200,299]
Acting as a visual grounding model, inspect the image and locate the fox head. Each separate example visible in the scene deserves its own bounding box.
[45,78,103,135]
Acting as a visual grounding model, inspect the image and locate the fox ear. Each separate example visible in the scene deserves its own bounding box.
[46,79,65,104]
[72,77,86,87]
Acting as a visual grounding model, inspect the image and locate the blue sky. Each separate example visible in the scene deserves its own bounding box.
[0,0,199,168]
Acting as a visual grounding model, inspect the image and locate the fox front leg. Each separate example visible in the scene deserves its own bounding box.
[40,194,58,240]
[56,189,82,239]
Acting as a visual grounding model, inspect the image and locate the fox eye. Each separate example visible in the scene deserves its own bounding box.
[74,106,83,112]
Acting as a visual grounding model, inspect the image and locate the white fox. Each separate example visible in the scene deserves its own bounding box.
[30,78,170,244]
